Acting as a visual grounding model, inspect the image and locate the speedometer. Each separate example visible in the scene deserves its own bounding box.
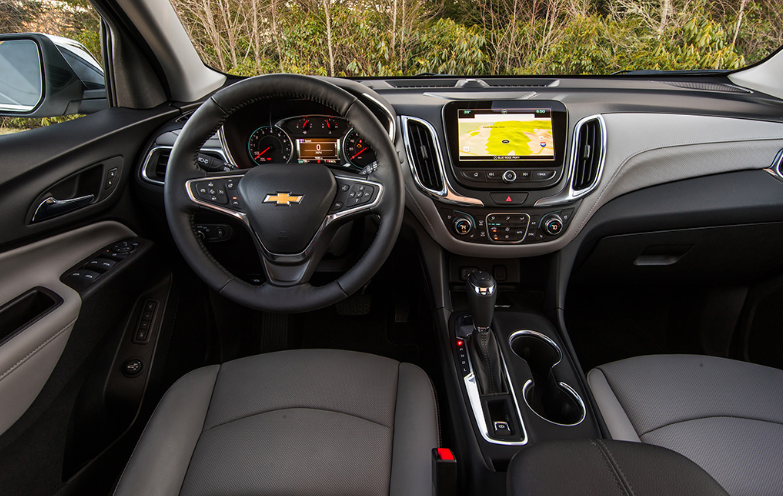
[248,126,293,165]
[343,130,376,169]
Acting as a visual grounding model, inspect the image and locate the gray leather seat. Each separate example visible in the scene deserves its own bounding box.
[114,349,439,496]
[588,355,783,496]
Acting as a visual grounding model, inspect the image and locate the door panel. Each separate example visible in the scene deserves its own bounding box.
[0,221,135,434]
[0,106,176,248]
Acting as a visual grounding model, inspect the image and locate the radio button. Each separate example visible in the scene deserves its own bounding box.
[532,170,557,181]
[502,170,517,183]
[485,171,503,182]
[461,170,486,182]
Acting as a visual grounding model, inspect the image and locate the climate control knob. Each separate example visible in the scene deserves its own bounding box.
[542,214,564,236]
[453,217,473,236]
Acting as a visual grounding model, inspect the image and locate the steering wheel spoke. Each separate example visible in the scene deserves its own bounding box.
[327,173,384,223]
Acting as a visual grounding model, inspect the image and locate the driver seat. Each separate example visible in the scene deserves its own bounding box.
[113,349,439,496]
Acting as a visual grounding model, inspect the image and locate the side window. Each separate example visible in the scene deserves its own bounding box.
[0,1,105,136]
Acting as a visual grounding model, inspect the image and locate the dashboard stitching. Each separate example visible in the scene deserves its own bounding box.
[573,135,783,237]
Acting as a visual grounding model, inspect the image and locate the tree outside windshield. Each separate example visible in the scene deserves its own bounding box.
[171,0,783,77]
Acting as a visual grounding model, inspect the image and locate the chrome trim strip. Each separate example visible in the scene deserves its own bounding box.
[509,330,586,427]
[218,126,237,166]
[184,174,383,264]
[522,380,587,427]
[485,212,531,244]
[766,149,783,180]
[141,144,231,185]
[400,115,483,206]
[462,334,528,446]
[509,330,562,365]
[361,93,396,142]
[535,114,607,207]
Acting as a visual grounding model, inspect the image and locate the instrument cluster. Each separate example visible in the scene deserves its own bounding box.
[244,115,376,171]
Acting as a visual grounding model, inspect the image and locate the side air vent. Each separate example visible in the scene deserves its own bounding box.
[572,117,603,191]
[154,149,171,178]
[402,117,445,194]
[535,115,606,207]
[140,145,229,185]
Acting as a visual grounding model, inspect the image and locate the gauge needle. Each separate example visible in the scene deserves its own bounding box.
[254,147,271,159]
[326,120,331,129]
[350,148,367,160]
[302,120,309,129]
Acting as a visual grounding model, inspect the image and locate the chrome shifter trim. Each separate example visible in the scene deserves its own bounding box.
[462,332,528,446]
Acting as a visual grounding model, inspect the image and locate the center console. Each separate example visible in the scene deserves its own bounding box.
[450,271,601,470]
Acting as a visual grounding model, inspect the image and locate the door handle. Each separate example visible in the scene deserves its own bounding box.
[32,194,95,223]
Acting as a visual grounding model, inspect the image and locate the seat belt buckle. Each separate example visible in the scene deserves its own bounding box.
[432,448,457,496]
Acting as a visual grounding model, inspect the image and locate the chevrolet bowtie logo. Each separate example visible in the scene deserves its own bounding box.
[263,192,304,206]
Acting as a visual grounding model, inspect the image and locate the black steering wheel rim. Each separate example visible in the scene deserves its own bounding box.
[164,74,404,312]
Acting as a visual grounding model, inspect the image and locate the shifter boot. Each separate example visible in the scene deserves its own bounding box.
[468,330,507,394]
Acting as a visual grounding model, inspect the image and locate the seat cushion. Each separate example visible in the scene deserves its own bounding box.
[588,355,783,496]
[113,349,439,496]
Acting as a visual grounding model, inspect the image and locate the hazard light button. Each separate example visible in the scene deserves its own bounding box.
[489,192,528,205]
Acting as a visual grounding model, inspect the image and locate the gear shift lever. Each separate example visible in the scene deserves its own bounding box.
[467,271,496,331]
[466,271,506,394]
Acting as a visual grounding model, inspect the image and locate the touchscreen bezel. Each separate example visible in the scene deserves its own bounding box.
[442,100,568,169]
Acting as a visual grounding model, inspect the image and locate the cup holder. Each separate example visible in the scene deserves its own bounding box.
[509,331,586,426]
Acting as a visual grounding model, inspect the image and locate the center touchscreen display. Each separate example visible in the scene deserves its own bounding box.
[457,108,554,161]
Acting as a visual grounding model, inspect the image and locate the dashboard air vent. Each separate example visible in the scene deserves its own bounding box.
[154,149,170,178]
[404,118,444,193]
[572,117,603,192]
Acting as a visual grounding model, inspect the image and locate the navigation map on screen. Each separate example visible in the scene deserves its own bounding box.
[457,108,554,161]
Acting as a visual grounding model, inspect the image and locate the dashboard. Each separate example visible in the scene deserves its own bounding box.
[137,76,783,259]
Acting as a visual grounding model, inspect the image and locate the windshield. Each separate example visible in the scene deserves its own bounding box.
[170,0,782,77]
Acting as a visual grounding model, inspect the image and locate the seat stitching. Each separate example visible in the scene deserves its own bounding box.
[640,415,783,437]
[202,406,393,433]
[590,439,630,496]
[597,439,637,496]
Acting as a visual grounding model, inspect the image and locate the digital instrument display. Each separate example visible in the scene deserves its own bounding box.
[296,138,340,164]
[457,108,554,161]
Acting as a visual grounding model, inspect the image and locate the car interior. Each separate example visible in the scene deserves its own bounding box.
[1,1,783,495]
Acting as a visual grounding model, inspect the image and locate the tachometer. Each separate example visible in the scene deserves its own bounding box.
[248,126,292,165]
[343,129,377,169]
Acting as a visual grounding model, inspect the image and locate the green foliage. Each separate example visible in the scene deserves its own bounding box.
[412,18,488,75]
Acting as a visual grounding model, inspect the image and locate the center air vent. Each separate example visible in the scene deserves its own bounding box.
[571,116,605,193]
[402,117,445,194]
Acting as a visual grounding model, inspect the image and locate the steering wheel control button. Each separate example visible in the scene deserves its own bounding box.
[486,213,530,243]
[502,170,517,183]
[543,214,564,236]
[332,179,379,211]
[489,192,528,205]
[532,170,557,182]
[453,218,473,235]
[122,358,144,377]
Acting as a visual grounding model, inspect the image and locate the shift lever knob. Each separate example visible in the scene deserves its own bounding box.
[467,271,496,332]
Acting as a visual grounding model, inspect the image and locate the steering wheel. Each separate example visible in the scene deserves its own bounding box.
[164,74,404,312]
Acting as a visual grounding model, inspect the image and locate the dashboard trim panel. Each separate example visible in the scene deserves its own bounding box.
[140,144,231,186]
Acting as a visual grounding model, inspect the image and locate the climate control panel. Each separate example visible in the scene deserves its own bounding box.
[437,207,575,244]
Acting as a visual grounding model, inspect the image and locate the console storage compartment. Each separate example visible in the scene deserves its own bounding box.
[0,287,62,347]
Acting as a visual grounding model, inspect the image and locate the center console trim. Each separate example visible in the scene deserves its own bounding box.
[462,332,529,446]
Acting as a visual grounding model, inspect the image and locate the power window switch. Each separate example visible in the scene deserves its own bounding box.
[85,258,117,272]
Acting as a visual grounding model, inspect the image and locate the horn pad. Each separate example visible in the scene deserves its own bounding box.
[238,164,337,254]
